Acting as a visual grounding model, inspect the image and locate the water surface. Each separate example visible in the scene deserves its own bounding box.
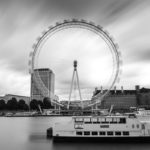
[0,117,150,150]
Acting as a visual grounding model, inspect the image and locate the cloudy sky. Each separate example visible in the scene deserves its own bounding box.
[0,0,150,100]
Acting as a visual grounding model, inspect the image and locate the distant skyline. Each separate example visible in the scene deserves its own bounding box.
[0,0,150,100]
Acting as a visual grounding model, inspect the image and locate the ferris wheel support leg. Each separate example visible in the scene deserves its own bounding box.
[67,71,75,109]
[76,70,83,109]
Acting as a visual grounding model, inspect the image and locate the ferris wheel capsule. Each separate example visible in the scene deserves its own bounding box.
[32,44,36,49]
[36,36,42,42]
[42,30,47,35]
[97,25,103,30]
[48,26,54,30]
[110,36,115,42]
[72,18,78,22]
[89,21,95,26]
[80,19,87,23]
[104,30,110,36]
[64,19,70,23]
[29,52,33,57]
[115,43,119,50]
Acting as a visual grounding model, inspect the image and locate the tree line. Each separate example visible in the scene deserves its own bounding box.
[0,97,54,111]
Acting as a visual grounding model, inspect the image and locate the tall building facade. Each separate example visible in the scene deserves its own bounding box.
[31,68,55,101]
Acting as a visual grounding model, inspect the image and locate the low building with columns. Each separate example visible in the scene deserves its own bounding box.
[92,85,150,110]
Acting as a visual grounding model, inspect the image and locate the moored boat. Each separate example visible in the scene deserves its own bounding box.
[47,114,150,142]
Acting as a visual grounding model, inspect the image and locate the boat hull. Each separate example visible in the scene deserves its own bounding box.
[53,136,150,143]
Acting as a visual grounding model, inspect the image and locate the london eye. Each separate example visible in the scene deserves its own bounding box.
[28,19,122,108]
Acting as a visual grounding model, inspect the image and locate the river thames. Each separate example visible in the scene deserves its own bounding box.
[0,117,150,150]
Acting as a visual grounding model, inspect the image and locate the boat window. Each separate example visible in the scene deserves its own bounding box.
[99,131,106,135]
[101,118,106,123]
[84,118,91,124]
[119,118,126,124]
[107,131,113,136]
[92,118,99,124]
[84,131,90,135]
[105,118,109,123]
[129,114,136,118]
[132,124,135,128]
[116,118,120,123]
[115,131,121,136]
[100,125,109,128]
[98,118,102,123]
[136,124,140,128]
[76,132,82,135]
[110,118,115,124]
[92,131,98,135]
[112,118,117,123]
[123,131,129,136]
[106,118,112,122]
[142,124,145,129]
[74,124,83,129]
[75,118,83,122]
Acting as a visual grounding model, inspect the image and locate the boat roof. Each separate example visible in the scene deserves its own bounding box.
[72,115,130,118]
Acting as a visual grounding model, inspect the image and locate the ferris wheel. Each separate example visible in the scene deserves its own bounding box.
[28,19,122,108]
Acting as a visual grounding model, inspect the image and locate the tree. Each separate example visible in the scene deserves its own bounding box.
[6,97,18,110]
[43,97,52,109]
[23,104,29,111]
[30,99,38,110]
[0,99,6,110]
[18,99,28,110]
[38,100,44,109]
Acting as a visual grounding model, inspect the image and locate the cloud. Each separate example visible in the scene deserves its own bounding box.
[0,60,30,96]
[0,0,150,99]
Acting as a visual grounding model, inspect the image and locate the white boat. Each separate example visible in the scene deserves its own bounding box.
[47,114,150,142]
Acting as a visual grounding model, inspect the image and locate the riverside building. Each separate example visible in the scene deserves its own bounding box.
[92,85,150,110]
[31,68,55,101]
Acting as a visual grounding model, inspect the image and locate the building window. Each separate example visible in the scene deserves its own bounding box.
[119,118,126,124]
[76,132,82,136]
[115,132,121,136]
[84,131,90,136]
[107,131,113,136]
[92,131,98,135]
[99,131,106,135]
[123,131,129,136]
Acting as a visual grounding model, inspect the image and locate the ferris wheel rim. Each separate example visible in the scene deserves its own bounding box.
[29,19,122,107]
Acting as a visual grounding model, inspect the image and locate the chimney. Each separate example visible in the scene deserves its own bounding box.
[114,86,116,94]
[121,86,124,94]
[93,87,98,95]
[135,85,140,93]
[101,86,103,94]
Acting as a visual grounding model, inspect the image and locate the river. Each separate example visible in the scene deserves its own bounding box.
[0,117,150,150]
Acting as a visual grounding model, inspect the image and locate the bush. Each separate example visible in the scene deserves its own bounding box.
[0,99,6,110]
[30,99,39,110]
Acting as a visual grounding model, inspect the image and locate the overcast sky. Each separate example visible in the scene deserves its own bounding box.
[0,0,150,100]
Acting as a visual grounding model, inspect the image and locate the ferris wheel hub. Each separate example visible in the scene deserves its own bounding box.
[73,60,77,70]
